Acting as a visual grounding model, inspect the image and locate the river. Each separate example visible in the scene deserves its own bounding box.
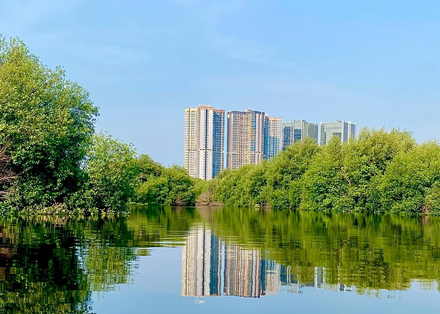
[1,206,439,313]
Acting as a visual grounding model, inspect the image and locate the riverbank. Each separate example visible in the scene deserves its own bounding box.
[0,37,200,215]
[197,129,440,215]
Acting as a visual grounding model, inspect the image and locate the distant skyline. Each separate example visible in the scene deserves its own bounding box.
[1,0,439,165]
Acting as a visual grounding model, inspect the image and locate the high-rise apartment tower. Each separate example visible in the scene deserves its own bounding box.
[267,117,283,160]
[184,105,225,180]
[227,109,269,170]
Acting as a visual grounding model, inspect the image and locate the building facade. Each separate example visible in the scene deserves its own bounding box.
[185,106,356,172]
[227,109,269,170]
[184,105,225,180]
[319,120,357,145]
[282,120,319,150]
[184,108,198,178]
[267,117,283,160]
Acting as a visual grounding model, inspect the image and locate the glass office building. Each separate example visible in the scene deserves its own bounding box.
[319,120,356,145]
[283,120,318,150]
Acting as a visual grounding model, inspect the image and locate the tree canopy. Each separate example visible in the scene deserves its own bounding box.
[203,129,440,214]
[0,37,198,213]
[0,37,98,207]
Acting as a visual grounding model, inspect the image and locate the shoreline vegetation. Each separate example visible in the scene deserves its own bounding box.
[0,37,196,216]
[1,37,439,217]
[198,132,440,214]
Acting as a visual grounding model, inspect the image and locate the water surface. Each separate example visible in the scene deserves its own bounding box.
[1,206,440,313]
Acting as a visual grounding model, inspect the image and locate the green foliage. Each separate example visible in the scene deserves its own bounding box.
[193,178,216,205]
[1,35,437,215]
[134,155,200,206]
[0,147,15,200]
[301,128,415,212]
[301,136,349,211]
[136,154,163,180]
[426,182,440,214]
[380,142,440,214]
[0,36,202,212]
[214,164,268,207]
[136,165,196,206]
[0,37,98,208]
[342,128,415,211]
[265,138,321,209]
[77,133,138,211]
[211,129,438,214]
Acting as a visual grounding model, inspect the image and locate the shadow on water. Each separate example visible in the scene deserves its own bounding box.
[0,205,440,312]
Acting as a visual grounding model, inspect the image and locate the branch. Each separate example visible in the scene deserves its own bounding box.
[341,166,352,187]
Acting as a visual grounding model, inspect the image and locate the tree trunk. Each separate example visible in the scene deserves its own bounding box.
[0,147,16,200]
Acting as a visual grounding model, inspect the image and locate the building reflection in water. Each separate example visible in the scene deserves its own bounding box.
[314,266,353,292]
[181,226,352,298]
[224,246,263,297]
[181,226,221,297]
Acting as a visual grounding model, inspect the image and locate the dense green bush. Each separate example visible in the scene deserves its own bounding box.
[264,137,321,209]
[300,137,349,211]
[380,142,440,214]
[0,37,200,213]
[213,164,267,207]
[205,129,440,214]
[0,37,98,208]
[137,154,163,179]
[136,165,196,206]
[2,36,438,215]
[301,128,415,211]
[72,133,139,211]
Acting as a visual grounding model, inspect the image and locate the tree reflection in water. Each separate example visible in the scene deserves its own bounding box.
[0,206,440,312]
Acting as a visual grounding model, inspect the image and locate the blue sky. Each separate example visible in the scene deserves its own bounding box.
[1,0,439,165]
